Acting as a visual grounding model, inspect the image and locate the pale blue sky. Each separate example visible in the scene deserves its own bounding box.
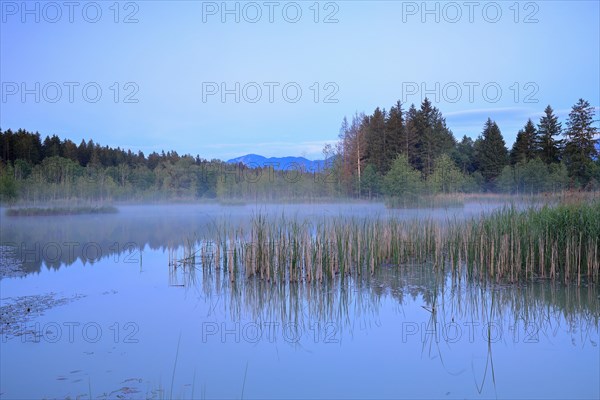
[1,1,599,160]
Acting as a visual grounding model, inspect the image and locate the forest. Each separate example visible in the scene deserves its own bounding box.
[1,98,598,205]
[335,98,599,201]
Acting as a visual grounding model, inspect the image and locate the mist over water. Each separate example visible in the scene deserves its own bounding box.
[1,201,513,275]
[1,202,598,399]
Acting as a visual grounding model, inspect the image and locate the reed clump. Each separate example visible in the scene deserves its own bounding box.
[177,202,599,285]
[5,205,118,216]
[448,202,600,284]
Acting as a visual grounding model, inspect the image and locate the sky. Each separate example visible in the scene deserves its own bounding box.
[1,0,599,161]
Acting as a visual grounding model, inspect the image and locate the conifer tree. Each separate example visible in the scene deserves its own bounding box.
[537,105,562,164]
[510,119,537,165]
[563,99,599,185]
[474,118,508,188]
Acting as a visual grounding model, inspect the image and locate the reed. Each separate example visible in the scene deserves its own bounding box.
[5,205,118,216]
[451,202,600,284]
[176,201,599,285]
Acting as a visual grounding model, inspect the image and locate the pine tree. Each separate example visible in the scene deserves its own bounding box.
[563,98,599,185]
[510,119,537,165]
[474,118,508,189]
[537,105,562,164]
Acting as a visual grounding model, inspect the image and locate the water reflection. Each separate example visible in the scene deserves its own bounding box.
[162,257,599,396]
[176,257,599,347]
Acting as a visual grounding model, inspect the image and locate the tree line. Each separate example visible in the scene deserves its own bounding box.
[1,98,598,204]
[0,130,337,203]
[334,98,599,199]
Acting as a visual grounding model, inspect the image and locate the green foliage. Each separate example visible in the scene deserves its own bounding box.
[360,164,382,199]
[340,99,598,195]
[362,107,388,174]
[337,98,455,196]
[2,155,343,203]
[496,159,570,194]
[564,99,599,186]
[427,154,466,194]
[0,127,349,202]
[474,118,509,189]
[510,119,537,165]
[451,135,476,174]
[383,154,423,203]
[537,105,562,164]
[4,98,598,202]
[411,98,456,176]
[13,159,32,180]
[462,175,481,193]
[547,162,571,191]
[384,101,405,169]
[0,164,18,203]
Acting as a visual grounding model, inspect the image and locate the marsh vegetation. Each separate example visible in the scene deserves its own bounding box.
[5,205,118,217]
[170,200,600,286]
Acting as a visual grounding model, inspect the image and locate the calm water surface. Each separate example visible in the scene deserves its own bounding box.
[1,203,598,399]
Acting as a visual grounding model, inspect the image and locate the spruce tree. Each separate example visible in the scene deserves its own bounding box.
[404,104,419,169]
[412,98,455,176]
[537,105,562,164]
[451,135,476,174]
[474,118,508,189]
[363,107,387,174]
[510,119,537,165]
[563,98,599,185]
[384,100,404,172]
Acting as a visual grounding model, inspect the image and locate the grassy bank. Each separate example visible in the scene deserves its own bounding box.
[173,201,599,285]
[5,205,118,217]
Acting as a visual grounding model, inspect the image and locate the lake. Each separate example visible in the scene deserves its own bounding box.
[1,203,598,399]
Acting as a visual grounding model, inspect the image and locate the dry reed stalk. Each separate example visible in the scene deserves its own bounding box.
[551,242,557,279]
[539,237,545,279]
[489,237,495,279]
[564,238,572,283]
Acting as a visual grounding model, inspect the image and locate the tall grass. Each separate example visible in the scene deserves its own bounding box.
[174,202,599,285]
[446,202,600,284]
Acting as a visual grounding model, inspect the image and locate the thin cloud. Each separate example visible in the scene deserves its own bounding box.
[445,107,531,118]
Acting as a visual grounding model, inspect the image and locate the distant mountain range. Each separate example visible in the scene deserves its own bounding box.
[226,154,332,171]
